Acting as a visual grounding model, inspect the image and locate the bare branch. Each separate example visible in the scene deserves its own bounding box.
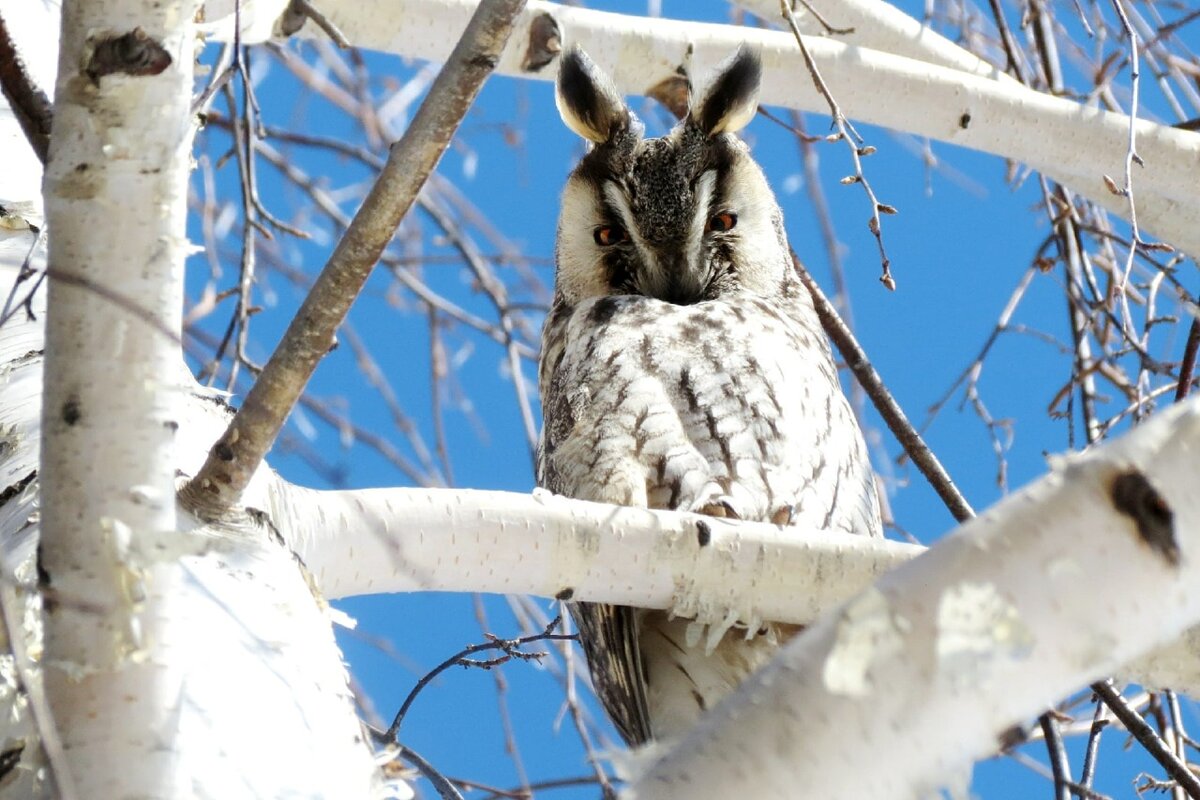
[180,0,528,518]
[1176,308,1200,402]
[380,615,572,742]
[1091,680,1200,798]
[779,1,896,288]
[0,10,51,164]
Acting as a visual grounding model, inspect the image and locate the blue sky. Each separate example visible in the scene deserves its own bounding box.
[185,1,1199,796]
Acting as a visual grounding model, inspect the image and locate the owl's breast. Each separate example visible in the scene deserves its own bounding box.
[538,293,873,530]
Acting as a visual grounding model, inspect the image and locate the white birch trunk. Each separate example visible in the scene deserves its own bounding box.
[40,0,198,790]
[0,1,390,796]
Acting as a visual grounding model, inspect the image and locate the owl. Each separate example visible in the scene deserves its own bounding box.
[537,45,883,747]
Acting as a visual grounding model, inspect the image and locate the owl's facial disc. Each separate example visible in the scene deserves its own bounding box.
[574,130,745,305]
[600,168,712,305]
[553,46,786,307]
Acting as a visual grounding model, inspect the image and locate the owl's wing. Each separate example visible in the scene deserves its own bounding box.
[539,448,654,746]
[538,347,654,747]
[569,602,653,746]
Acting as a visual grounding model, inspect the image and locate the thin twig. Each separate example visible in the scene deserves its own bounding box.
[1147,692,1188,800]
[341,323,445,482]
[472,596,531,795]
[0,10,52,164]
[1166,690,1191,800]
[382,615,575,742]
[1054,186,1103,446]
[1091,680,1200,798]
[398,745,466,800]
[1064,781,1114,800]
[549,602,617,799]
[787,112,858,352]
[984,0,1031,82]
[755,107,820,142]
[279,0,351,46]
[219,80,258,392]
[1176,310,1199,402]
[787,0,855,35]
[779,0,896,289]
[0,231,46,328]
[1040,712,1072,800]
[429,310,457,485]
[1080,695,1109,789]
[1104,0,1162,351]
[192,41,236,118]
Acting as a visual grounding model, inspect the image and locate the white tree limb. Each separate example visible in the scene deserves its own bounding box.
[274,467,1200,698]
[0,1,393,795]
[284,485,921,626]
[201,0,1200,257]
[627,397,1200,799]
[735,0,1018,82]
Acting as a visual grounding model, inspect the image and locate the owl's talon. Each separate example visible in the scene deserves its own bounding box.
[696,497,741,520]
[770,505,795,526]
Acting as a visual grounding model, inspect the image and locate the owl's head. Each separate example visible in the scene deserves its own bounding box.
[553,46,790,307]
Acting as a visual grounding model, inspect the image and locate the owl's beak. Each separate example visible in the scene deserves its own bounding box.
[656,252,706,305]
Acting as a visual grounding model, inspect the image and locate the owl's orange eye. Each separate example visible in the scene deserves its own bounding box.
[706,212,738,232]
[594,225,628,247]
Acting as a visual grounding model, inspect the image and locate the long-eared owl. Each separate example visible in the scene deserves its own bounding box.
[537,45,883,747]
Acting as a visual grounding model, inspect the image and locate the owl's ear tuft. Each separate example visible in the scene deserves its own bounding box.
[691,46,761,136]
[556,45,633,144]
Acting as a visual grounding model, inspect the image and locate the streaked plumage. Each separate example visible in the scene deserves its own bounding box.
[537,46,882,746]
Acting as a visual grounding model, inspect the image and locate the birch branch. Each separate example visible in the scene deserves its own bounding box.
[202,0,1200,257]
[0,10,51,165]
[735,0,1017,82]
[273,456,1200,698]
[0,0,56,221]
[627,397,1200,799]
[282,485,921,626]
